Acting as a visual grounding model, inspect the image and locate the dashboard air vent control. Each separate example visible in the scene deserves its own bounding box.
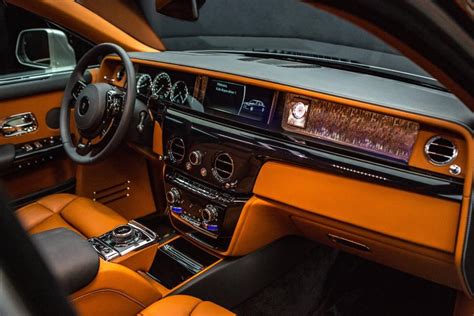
[424,136,458,166]
[168,138,185,163]
[213,152,234,182]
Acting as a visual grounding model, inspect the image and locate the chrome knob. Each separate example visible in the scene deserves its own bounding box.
[189,150,203,166]
[201,205,218,223]
[166,187,181,204]
[111,225,135,243]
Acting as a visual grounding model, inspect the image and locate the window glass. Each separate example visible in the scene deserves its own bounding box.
[0,3,93,81]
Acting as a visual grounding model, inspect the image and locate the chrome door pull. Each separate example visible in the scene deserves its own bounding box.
[0,112,38,137]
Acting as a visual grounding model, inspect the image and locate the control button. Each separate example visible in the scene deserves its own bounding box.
[449,164,462,176]
[189,150,203,166]
[201,204,218,223]
[185,162,192,170]
[171,206,183,214]
[200,167,207,177]
[166,187,181,204]
[23,144,33,152]
[33,141,43,149]
[111,225,135,243]
[203,223,218,232]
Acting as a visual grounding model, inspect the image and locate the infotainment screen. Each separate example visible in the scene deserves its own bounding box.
[204,79,274,123]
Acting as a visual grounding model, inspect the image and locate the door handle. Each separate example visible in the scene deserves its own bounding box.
[0,112,38,137]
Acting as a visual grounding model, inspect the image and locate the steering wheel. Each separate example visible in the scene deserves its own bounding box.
[60,43,136,164]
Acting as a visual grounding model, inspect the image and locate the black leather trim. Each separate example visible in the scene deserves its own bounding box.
[0,73,70,101]
[461,189,474,295]
[0,144,15,171]
[0,70,94,101]
[31,228,99,294]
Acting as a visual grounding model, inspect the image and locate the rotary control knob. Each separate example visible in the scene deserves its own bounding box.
[111,225,135,243]
[166,187,181,204]
[201,204,218,223]
[189,150,203,166]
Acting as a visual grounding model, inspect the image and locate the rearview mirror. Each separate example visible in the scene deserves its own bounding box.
[16,28,76,70]
[155,0,205,21]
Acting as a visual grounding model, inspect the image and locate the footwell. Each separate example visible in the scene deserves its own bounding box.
[234,244,456,316]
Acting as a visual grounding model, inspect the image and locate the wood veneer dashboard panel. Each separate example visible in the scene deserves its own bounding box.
[254,161,460,253]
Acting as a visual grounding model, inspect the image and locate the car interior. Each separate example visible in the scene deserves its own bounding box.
[0,0,473,315]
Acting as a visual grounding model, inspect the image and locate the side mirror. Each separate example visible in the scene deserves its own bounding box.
[16,28,76,70]
[155,0,205,21]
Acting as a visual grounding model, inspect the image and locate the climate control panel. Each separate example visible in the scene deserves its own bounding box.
[165,168,247,242]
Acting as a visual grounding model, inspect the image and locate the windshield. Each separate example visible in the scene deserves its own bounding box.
[136,0,443,89]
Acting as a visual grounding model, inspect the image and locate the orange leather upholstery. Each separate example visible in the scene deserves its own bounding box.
[16,193,127,238]
[138,295,235,316]
[71,259,162,316]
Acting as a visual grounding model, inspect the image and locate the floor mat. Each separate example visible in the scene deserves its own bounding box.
[234,244,456,316]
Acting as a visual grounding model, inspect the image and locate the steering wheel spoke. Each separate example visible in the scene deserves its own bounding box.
[71,79,87,101]
[106,89,126,117]
[76,136,92,156]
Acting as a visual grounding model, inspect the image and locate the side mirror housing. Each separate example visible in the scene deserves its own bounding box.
[155,0,205,21]
[16,28,76,70]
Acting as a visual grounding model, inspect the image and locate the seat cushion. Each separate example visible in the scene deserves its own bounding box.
[16,193,127,238]
[138,295,235,316]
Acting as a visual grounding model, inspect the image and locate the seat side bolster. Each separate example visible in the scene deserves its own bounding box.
[61,197,127,238]
[137,295,235,316]
[71,259,162,316]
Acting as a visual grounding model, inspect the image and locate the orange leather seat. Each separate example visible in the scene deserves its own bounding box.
[138,295,235,316]
[15,193,127,238]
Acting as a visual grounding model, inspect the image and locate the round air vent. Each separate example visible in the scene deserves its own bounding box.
[213,152,234,182]
[168,138,185,163]
[424,136,458,166]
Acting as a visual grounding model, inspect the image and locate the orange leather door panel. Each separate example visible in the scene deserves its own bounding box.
[0,91,63,145]
[0,90,75,201]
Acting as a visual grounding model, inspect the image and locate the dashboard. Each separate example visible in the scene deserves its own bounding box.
[99,51,473,294]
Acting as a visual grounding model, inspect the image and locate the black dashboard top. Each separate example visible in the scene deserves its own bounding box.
[128,51,473,132]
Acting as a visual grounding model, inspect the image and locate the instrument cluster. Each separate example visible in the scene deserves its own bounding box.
[136,71,190,105]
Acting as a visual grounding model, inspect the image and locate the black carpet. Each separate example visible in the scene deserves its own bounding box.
[234,244,456,316]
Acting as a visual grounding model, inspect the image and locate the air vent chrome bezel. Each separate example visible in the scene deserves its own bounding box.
[424,136,458,166]
[213,152,234,182]
[168,137,185,164]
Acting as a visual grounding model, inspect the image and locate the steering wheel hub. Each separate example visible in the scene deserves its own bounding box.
[74,83,111,137]
[78,96,89,115]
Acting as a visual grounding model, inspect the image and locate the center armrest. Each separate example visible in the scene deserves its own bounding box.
[31,228,99,294]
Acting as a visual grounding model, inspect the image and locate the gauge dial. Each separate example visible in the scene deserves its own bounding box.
[170,81,189,105]
[291,101,308,119]
[136,74,152,96]
[152,72,172,98]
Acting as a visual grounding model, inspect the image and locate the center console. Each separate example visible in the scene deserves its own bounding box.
[88,221,157,261]
[159,107,265,251]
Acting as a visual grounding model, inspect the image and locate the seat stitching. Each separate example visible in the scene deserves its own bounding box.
[36,195,79,214]
[15,203,56,227]
[18,196,80,231]
[71,288,147,308]
[188,300,204,315]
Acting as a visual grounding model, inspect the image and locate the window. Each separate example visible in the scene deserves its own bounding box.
[0,3,93,82]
